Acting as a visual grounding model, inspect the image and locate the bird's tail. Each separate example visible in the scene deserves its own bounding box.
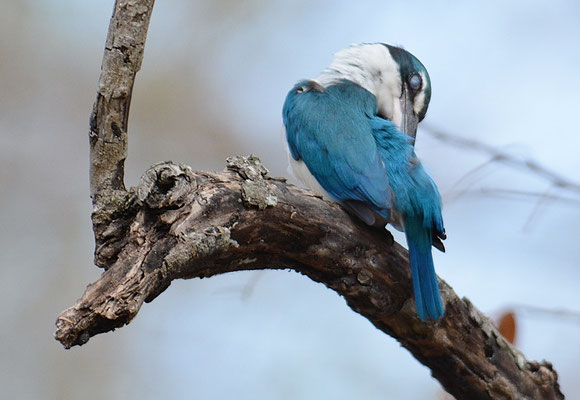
[404,217,443,321]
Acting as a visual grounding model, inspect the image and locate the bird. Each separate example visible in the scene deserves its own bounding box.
[282,43,446,321]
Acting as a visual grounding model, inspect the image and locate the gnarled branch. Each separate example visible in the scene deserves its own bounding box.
[56,157,563,399]
[55,1,564,399]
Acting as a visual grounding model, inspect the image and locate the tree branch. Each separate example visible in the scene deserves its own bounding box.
[56,157,563,399]
[89,0,155,200]
[57,1,564,399]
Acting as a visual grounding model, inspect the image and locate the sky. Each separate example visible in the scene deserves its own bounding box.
[1,1,579,399]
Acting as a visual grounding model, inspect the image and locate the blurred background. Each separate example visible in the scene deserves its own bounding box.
[1,0,579,399]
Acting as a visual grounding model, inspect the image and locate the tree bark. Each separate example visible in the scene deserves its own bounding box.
[89,0,154,201]
[55,1,565,399]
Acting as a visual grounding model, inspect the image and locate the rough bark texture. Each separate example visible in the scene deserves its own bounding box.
[89,0,154,200]
[56,1,565,399]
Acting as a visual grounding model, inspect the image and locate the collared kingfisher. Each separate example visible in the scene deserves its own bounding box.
[282,43,446,321]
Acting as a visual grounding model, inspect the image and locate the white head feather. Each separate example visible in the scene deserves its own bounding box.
[315,43,404,127]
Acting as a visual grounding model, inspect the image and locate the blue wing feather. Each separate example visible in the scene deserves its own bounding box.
[283,81,392,215]
[370,118,445,236]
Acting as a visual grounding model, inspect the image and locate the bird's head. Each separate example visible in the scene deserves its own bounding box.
[316,43,431,139]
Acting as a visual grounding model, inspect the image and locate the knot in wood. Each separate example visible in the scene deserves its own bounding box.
[357,269,372,285]
[226,154,278,210]
[226,154,269,180]
[137,162,196,208]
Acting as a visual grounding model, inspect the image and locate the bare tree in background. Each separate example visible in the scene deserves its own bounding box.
[54,1,565,399]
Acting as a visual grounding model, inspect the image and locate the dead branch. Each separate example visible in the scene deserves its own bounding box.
[89,0,155,201]
[56,156,563,399]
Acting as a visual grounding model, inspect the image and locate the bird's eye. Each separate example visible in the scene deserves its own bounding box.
[409,74,422,90]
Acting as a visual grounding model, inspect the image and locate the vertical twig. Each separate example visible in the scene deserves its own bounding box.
[89,0,155,201]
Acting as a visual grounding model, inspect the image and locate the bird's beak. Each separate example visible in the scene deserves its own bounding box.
[400,83,418,142]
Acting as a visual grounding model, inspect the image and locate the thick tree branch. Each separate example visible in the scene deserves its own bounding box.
[58,1,564,399]
[56,157,563,399]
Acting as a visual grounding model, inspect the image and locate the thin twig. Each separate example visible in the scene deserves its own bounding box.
[423,125,580,195]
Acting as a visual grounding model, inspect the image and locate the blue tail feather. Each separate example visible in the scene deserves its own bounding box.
[405,220,443,321]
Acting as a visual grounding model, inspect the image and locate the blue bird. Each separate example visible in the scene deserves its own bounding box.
[283,43,446,321]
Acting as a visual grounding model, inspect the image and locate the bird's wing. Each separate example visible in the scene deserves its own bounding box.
[283,81,392,214]
[370,116,446,248]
